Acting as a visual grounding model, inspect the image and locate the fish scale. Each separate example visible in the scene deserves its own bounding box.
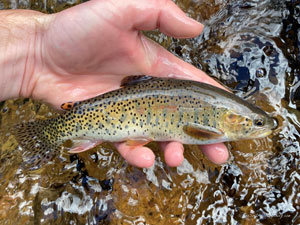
[14,76,275,169]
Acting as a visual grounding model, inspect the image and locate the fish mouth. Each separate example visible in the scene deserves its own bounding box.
[253,129,273,139]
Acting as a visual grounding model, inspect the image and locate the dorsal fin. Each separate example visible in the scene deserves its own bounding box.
[120,75,154,87]
[60,101,77,111]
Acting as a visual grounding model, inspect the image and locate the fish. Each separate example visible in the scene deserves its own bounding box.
[14,76,276,169]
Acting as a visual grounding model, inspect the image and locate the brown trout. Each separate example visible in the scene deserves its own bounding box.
[15,76,276,169]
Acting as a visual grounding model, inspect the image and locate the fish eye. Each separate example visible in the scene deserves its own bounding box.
[254,118,264,127]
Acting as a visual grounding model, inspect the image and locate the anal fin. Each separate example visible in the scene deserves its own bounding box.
[68,139,103,153]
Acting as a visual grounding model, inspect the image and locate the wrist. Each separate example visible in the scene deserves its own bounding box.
[0,10,51,101]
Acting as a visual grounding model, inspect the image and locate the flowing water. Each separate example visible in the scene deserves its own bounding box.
[0,0,299,224]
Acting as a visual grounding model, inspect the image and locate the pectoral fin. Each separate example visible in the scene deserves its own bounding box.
[183,123,223,140]
[68,139,103,153]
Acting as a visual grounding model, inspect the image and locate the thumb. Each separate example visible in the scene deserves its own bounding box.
[130,0,204,38]
[82,0,204,38]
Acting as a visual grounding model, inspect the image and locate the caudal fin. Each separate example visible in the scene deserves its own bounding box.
[14,120,60,170]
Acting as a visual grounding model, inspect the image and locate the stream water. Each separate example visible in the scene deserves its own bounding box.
[0,0,299,224]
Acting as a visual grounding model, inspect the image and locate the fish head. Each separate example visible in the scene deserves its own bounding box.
[220,109,276,140]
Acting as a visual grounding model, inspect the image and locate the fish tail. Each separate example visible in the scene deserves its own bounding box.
[14,120,60,170]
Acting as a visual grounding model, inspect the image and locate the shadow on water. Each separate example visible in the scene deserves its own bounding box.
[0,0,299,224]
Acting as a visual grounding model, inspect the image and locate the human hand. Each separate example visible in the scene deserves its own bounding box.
[13,0,229,167]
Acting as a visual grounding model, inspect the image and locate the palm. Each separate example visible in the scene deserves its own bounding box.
[30,0,229,167]
[44,2,146,76]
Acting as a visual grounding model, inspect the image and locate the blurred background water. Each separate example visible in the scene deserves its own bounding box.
[0,0,299,224]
